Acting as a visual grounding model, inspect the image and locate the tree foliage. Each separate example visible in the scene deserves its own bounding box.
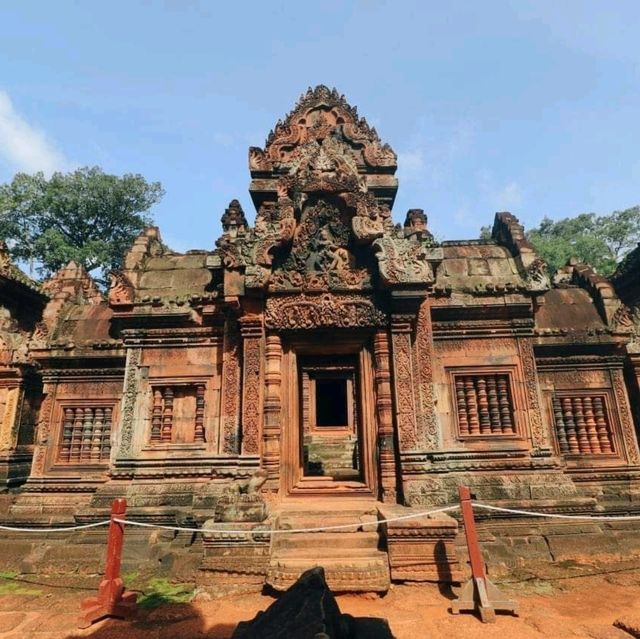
[480,206,640,276]
[0,167,164,280]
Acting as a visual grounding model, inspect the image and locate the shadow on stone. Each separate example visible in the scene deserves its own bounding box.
[232,567,394,638]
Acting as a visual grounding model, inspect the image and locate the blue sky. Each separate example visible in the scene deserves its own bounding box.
[1,1,638,251]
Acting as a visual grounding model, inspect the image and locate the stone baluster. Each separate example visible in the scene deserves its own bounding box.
[582,396,601,454]
[486,376,501,434]
[103,407,112,459]
[81,407,93,460]
[593,397,613,453]
[150,388,163,443]
[572,397,590,453]
[194,384,206,443]
[562,397,579,454]
[497,376,514,434]
[455,377,469,435]
[552,396,569,454]
[71,408,83,462]
[476,376,490,434]
[161,387,174,442]
[91,408,104,461]
[464,377,479,435]
[60,407,74,462]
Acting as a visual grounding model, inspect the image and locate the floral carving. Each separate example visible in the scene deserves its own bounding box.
[117,347,141,457]
[221,317,241,454]
[265,293,386,330]
[611,369,640,465]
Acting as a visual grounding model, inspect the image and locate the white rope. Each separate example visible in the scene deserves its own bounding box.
[0,520,111,532]
[2,500,639,535]
[473,502,640,521]
[113,504,462,535]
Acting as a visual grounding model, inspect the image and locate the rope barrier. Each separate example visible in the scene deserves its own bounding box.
[113,504,462,535]
[0,520,111,532]
[1,500,640,534]
[473,503,640,521]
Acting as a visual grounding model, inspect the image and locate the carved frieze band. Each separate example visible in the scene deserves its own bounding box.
[413,300,439,450]
[265,293,386,330]
[611,368,640,465]
[221,317,242,454]
[516,338,548,449]
[390,320,418,452]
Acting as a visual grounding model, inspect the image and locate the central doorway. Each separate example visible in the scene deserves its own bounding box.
[300,356,361,481]
[281,336,378,497]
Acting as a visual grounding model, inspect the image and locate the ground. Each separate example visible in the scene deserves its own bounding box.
[2,560,640,638]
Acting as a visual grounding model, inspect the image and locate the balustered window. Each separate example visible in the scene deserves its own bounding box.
[149,384,206,444]
[551,394,614,455]
[58,406,113,463]
[453,373,516,437]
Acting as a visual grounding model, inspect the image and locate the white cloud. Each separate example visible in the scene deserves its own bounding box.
[493,181,523,210]
[0,90,71,175]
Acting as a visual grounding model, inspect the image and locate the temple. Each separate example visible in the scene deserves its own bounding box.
[1,86,639,590]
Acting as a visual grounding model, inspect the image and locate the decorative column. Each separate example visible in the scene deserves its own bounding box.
[412,299,439,451]
[30,383,56,478]
[239,317,264,456]
[611,367,640,466]
[116,347,142,459]
[373,330,398,503]
[0,386,22,453]
[220,315,242,454]
[390,316,419,453]
[262,334,282,485]
[517,338,552,452]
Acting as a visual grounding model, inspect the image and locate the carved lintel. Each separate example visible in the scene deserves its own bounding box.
[373,330,398,503]
[262,335,282,487]
[265,293,386,330]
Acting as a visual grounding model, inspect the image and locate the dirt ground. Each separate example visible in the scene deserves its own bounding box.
[2,560,640,638]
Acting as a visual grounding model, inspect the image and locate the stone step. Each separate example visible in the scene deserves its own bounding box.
[272,530,380,551]
[267,552,390,592]
[277,513,378,533]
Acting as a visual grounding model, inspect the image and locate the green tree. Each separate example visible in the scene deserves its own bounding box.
[480,207,640,276]
[0,166,164,280]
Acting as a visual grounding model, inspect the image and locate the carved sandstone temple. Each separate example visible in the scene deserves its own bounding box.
[1,86,640,590]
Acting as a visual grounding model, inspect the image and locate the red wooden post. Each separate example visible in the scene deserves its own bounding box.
[451,486,518,622]
[78,499,138,628]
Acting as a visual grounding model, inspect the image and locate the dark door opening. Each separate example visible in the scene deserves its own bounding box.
[300,356,361,481]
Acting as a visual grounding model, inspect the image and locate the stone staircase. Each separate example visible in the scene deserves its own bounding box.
[304,435,359,479]
[266,501,390,592]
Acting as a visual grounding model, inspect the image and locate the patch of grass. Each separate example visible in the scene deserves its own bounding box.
[0,571,42,596]
[138,578,194,609]
[122,570,140,588]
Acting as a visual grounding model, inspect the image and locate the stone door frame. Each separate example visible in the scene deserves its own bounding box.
[279,332,378,498]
